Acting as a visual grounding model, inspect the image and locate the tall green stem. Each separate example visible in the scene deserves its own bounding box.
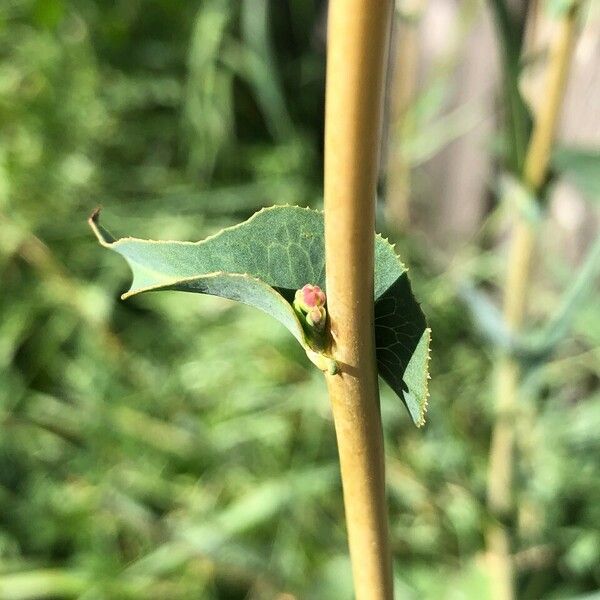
[488,0,531,174]
[323,2,394,599]
[487,4,581,599]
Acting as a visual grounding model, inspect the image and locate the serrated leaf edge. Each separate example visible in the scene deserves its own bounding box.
[89,205,315,248]
[415,327,432,427]
[90,207,429,419]
[91,210,340,374]
[91,207,411,303]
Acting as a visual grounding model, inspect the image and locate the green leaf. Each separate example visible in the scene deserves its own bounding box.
[545,0,578,18]
[553,147,600,201]
[90,206,430,426]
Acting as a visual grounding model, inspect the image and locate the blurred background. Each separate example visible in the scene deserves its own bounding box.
[0,1,598,598]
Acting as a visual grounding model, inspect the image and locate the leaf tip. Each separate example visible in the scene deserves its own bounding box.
[88,207,116,246]
[88,207,102,238]
[89,206,101,224]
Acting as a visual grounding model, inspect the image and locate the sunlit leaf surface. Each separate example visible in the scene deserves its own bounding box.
[91,206,431,425]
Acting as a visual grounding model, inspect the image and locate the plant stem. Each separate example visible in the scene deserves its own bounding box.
[488,0,530,174]
[323,2,394,599]
[0,570,88,600]
[385,4,422,229]
[487,4,581,598]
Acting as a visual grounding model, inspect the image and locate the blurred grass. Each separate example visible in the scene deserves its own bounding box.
[0,1,598,599]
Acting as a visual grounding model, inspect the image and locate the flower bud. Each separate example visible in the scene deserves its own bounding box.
[306,305,326,331]
[294,284,326,313]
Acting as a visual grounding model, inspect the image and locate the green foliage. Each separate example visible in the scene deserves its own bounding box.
[553,147,600,201]
[90,205,431,426]
[545,0,580,17]
[488,0,532,174]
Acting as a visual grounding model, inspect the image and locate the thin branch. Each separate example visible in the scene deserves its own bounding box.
[324,2,394,599]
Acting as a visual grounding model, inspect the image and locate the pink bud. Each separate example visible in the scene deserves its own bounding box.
[301,284,326,308]
[306,305,326,330]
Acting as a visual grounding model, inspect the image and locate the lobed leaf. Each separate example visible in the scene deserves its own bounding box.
[90,206,430,425]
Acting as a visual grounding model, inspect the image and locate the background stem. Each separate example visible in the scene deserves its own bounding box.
[324,2,394,599]
[488,0,530,174]
[385,4,422,229]
[486,4,581,598]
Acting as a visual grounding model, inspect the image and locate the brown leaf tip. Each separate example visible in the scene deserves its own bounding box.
[88,207,102,226]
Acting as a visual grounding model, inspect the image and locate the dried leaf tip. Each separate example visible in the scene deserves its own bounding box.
[88,206,102,225]
[88,208,116,246]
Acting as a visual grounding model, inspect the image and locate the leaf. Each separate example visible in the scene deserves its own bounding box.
[90,206,431,426]
[553,146,600,202]
[545,0,579,18]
